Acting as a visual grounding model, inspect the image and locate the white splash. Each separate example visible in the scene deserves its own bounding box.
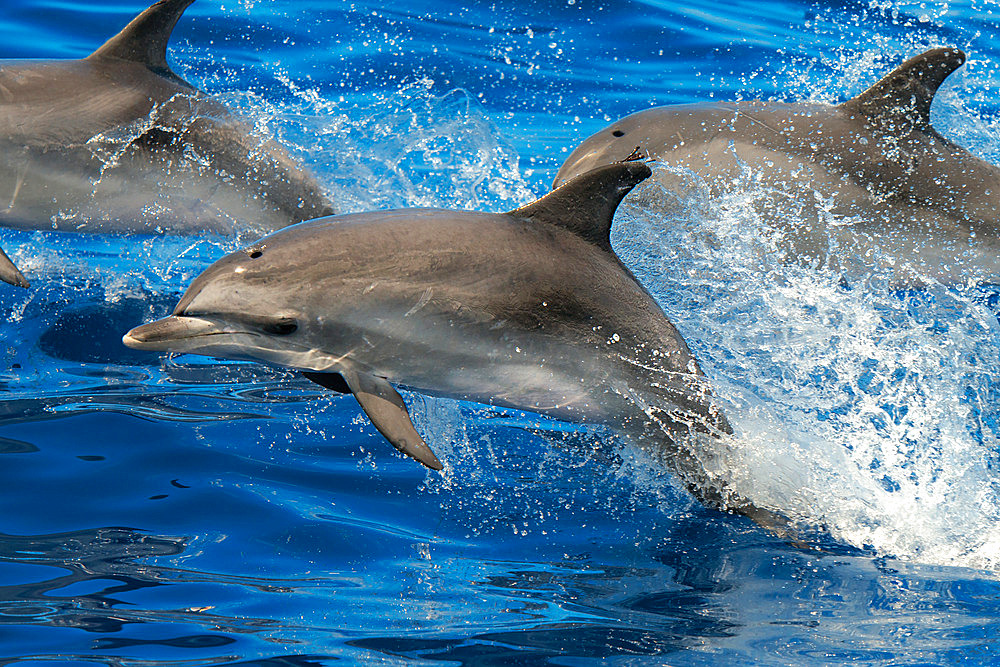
[612,163,1000,571]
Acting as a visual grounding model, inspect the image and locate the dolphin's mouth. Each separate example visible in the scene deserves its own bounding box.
[122,315,250,351]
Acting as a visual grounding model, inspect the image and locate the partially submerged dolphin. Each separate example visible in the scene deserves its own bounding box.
[123,163,779,527]
[0,0,334,288]
[556,48,1000,285]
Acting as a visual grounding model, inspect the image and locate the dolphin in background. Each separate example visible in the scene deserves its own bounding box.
[123,162,785,530]
[0,0,335,288]
[555,48,1000,286]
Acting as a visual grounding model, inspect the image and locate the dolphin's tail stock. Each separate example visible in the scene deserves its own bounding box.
[628,374,797,539]
[0,245,28,288]
[650,418,797,539]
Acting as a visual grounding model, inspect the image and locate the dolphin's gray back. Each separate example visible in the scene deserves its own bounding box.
[553,49,1000,285]
[0,0,333,238]
[0,60,189,146]
[0,0,198,144]
[188,206,714,428]
[558,97,1000,222]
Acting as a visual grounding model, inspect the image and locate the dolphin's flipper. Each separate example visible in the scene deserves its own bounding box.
[87,0,196,84]
[301,371,351,394]
[342,371,444,471]
[840,47,966,130]
[509,162,652,252]
[0,247,28,288]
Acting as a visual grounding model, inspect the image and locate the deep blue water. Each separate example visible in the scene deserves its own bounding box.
[2,0,1000,664]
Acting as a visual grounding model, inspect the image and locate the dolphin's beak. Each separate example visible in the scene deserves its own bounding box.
[122,315,225,351]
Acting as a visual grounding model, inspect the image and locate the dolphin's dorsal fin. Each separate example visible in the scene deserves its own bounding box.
[509,161,652,252]
[87,0,196,79]
[341,371,444,471]
[840,47,966,130]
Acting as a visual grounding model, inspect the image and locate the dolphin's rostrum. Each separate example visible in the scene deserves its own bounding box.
[124,163,778,525]
[556,48,1000,286]
[0,0,335,288]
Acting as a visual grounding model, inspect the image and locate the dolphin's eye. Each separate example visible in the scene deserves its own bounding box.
[246,247,264,259]
[263,317,298,336]
[612,129,625,137]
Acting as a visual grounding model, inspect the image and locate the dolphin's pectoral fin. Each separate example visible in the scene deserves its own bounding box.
[87,0,197,87]
[301,371,351,394]
[841,47,966,130]
[508,162,652,252]
[342,371,444,471]
[0,246,28,289]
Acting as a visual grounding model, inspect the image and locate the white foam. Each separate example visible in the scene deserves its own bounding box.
[612,162,1000,570]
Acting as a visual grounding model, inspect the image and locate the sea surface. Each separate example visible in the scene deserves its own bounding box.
[1,0,1000,664]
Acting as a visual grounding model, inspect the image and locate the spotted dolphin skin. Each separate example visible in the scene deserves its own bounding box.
[0,0,335,288]
[555,48,1000,286]
[123,163,782,527]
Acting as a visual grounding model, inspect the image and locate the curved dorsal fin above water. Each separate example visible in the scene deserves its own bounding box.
[87,0,196,82]
[508,161,652,252]
[840,47,966,130]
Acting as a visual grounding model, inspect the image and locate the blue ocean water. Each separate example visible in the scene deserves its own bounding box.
[2,0,1000,663]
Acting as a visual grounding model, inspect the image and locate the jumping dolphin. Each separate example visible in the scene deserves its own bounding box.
[0,0,334,288]
[555,48,1000,285]
[123,162,780,527]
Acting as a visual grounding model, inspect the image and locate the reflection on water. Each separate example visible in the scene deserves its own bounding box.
[0,527,188,633]
[0,485,996,664]
[94,634,235,649]
[0,437,36,454]
[344,520,1000,665]
[0,391,262,429]
[0,527,344,663]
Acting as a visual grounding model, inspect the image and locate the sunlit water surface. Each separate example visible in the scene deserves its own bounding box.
[1,0,1000,663]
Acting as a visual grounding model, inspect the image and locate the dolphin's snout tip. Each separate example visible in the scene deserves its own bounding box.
[122,315,219,350]
[121,329,144,349]
[122,323,156,350]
